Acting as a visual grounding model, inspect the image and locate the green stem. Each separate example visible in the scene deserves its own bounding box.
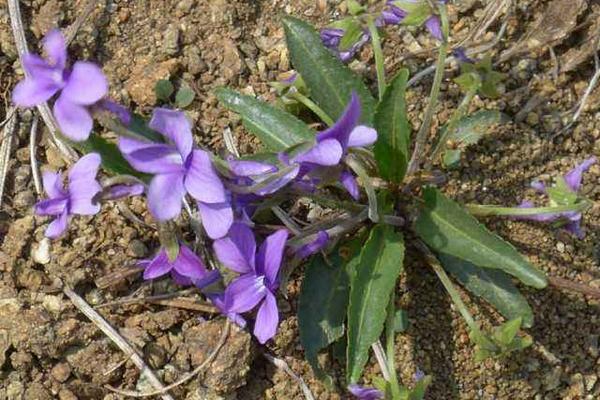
[385,293,402,399]
[429,88,477,162]
[367,18,386,101]
[420,243,479,332]
[466,201,591,217]
[346,154,379,222]
[288,91,335,126]
[406,3,449,176]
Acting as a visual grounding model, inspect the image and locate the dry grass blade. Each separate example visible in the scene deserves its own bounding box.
[63,287,175,400]
[106,320,231,397]
[0,111,18,208]
[7,0,78,162]
[263,353,315,400]
[29,114,42,195]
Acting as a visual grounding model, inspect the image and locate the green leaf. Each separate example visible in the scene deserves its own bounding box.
[408,375,432,400]
[414,187,547,289]
[215,87,315,151]
[175,86,195,108]
[374,69,411,182]
[439,254,534,328]
[339,20,364,51]
[494,317,521,346]
[442,110,507,168]
[346,0,366,15]
[347,225,405,383]
[73,134,142,177]
[282,16,376,125]
[155,79,174,101]
[393,309,409,333]
[299,246,357,384]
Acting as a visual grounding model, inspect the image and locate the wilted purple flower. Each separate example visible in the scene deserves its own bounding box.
[140,242,208,285]
[35,153,102,238]
[213,223,288,343]
[295,231,329,258]
[12,29,108,141]
[452,47,474,64]
[118,108,232,239]
[348,384,384,400]
[97,99,132,125]
[424,15,442,40]
[515,157,596,239]
[383,1,443,40]
[320,27,370,62]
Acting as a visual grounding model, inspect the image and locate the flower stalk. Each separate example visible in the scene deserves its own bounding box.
[367,17,386,101]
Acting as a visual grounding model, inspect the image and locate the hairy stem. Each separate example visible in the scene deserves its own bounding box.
[367,18,386,101]
[406,4,449,176]
[385,292,402,398]
[466,201,591,217]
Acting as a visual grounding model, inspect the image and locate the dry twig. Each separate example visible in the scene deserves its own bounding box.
[263,353,315,400]
[29,114,42,195]
[106,320,231,397]
[63,286,175,400]
[0,111,17,208]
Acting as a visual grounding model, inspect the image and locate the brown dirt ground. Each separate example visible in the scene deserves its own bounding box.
[1,0,600,399]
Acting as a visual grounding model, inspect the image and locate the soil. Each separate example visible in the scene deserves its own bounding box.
[1,0,600,399]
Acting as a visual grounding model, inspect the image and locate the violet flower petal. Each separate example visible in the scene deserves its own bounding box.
[197,201,234,240]
[531,181,546,193]
[45,209,69,239]
[67,153,102,215]
[256,229,288,286]
[341,170,360,200]
[253,164,300,196]
[142,249,172,280]
[565,218,584,239]
[208,293,247,328]
[147,172,186,221]
[296,231,329,258]
[42,29,67,69]
[184,149,227,204]
[60,62,108,105]
[149,108,193,160]
[42,170,66,198]
[294,138,344,166]
[347,125,377,148]
[254,291,279,344]
[229,160,277,177]
[35,198,68,216]
[425,15,442,40]
[348,384,384,400]
[564,157,596,192]
[316,92,361,150]
[53,96,94,141]
[119,138,184,174]
[98,99,132,125]
[224,274,268,313]
[12,75,60,107]
[213,223,256,273]
[173,244,208,280]
[105,183,145,200]
[170,270,192,286]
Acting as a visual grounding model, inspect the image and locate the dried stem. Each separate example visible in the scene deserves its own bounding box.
[0,111,17,208]
[106,320,231,397]
[548,276,600,299]
[263,353,315,400]
[29,114,42,195]
[63,287,175,400]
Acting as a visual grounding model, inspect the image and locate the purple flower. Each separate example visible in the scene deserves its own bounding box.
[424,15,442,40]
[515,157,596,239]
[381,3,407,25]
[295,231,329,258]
[320,27,370,62]
[453,47,475,64]
[213,223,289,343]
[288,92,377,199]
[35,153,102,238]
[140,242,209,285]
[97,99,132,126]
[12,29,108,141]
[118,108,233,239]
[102,183,145,200]
[348,384,384,400]
[207,293,247,328]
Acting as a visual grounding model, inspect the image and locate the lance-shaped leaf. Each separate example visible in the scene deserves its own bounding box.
[215,87,315,151]
[299,245,358,384]
[347,225,405,383]
[282,16,376,125]
[374,69,411,182]
[415,187,547,289]
[438,254,534,328]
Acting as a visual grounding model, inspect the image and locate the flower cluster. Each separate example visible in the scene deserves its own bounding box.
[21,29,376,344]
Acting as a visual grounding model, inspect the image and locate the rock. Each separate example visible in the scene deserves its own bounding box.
[13,190,36,209]
[31,0,61,38]
[0,329,9,367]
[125,59,179,105]
[51,362,71,383]
[58,389,77,400]
[162,25,180,56]
[45,147,67,169]
[42,294,63,315]
[144,342,168,369]
[182,320,253,393]
[31,238,51,264]
[1,216,34,266]
[24,382,52,400]
[544,366,563,391]
[219,39,243,83]
[127,239,148,258]
[6,380,25,400]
